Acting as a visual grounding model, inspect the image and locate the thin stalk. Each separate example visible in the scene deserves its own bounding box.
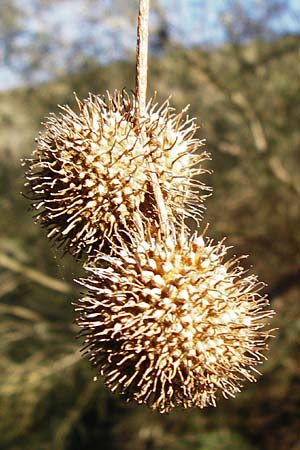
[135,0,170,233]
[136,0,149,116]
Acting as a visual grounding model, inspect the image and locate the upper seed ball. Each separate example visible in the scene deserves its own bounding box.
[24,91,209,258]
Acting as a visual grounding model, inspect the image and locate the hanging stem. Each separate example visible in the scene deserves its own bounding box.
[135,0,170,233]
[136,0,149,116]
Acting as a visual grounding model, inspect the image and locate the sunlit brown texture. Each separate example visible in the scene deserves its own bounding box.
[75,228,274,413]
[24,91,208,257]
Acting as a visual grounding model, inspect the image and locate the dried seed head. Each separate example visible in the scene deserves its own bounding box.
[75,228,274,413]
[24,91,209,257]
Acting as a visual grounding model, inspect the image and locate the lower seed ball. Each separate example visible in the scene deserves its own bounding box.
[75,229,274,413]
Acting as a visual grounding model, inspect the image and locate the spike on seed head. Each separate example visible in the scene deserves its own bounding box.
[74,227,274,413]
[24,90,209,258]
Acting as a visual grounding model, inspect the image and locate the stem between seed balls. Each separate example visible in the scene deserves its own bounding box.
[135,0,170,233]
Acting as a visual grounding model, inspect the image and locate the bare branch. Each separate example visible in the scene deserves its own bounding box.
[0,252,73,294]
[268,156,300,195]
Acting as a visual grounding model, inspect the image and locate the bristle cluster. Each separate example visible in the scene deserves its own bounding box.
[25,91,208,257]
[75,229,274,413]
[25,88,275,413]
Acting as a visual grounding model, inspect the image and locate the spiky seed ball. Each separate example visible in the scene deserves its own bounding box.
[75,229,274,413]
[24,90,209,257]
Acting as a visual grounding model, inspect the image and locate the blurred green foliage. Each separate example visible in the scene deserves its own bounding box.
[0,22,299,450]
